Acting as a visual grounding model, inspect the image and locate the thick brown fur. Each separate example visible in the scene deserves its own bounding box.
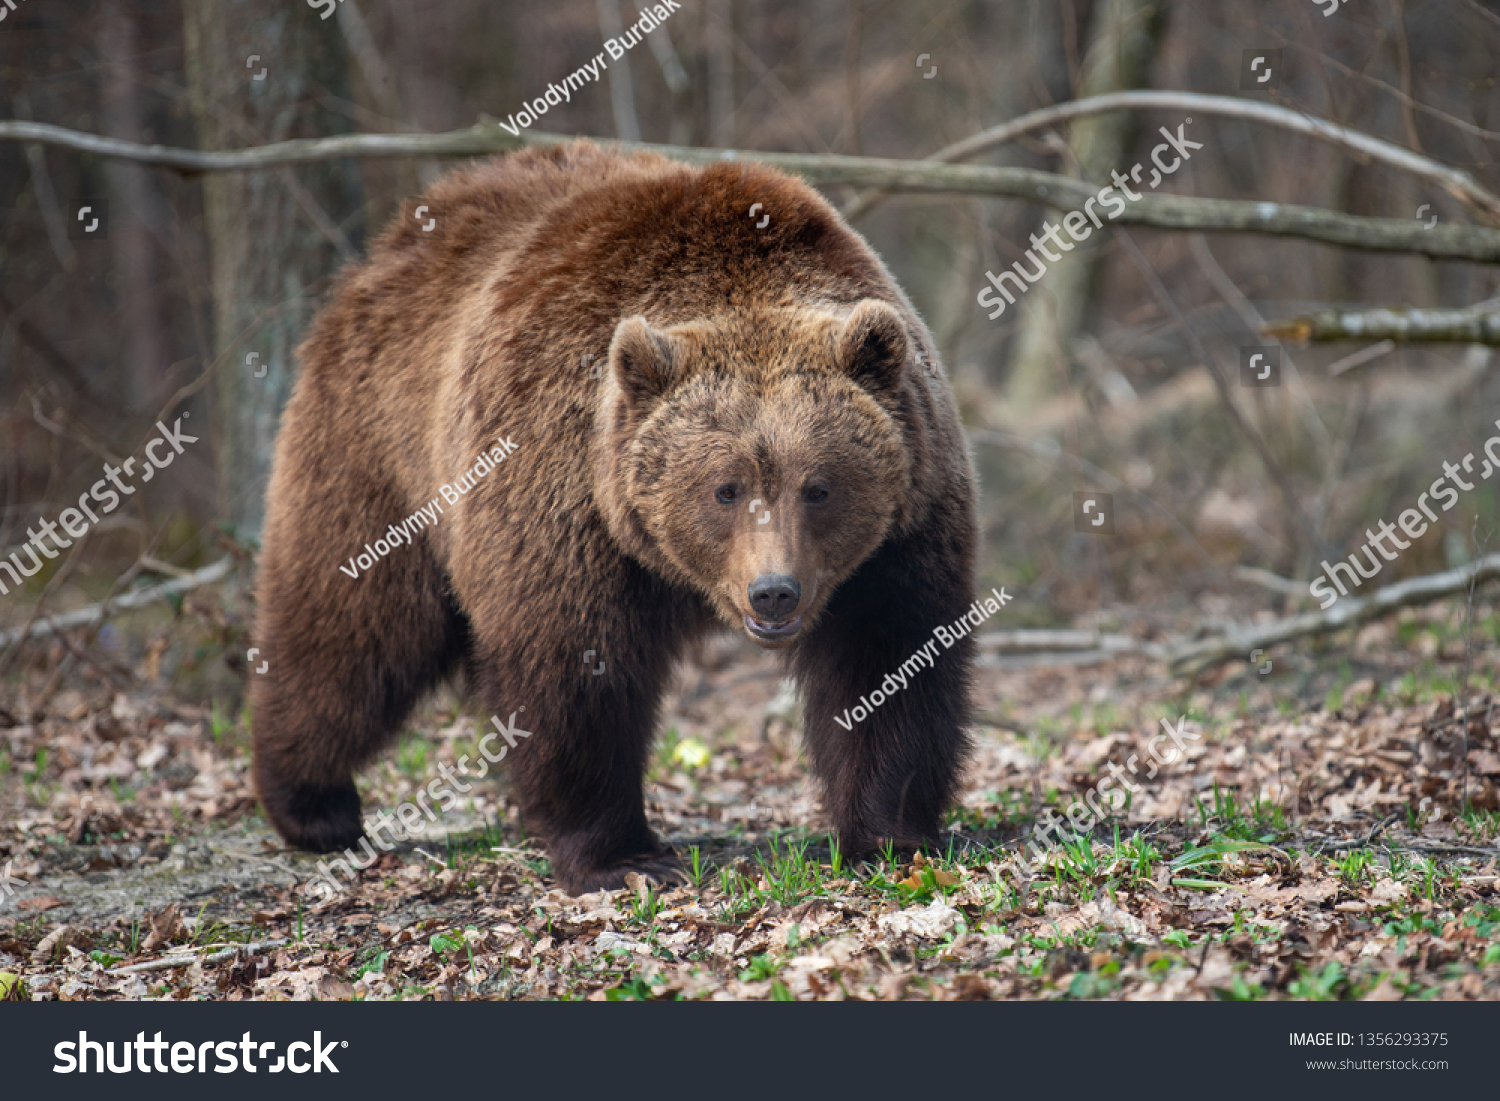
[251,141,978,894]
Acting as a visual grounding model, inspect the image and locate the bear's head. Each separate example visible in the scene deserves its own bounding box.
[595,300,914,649]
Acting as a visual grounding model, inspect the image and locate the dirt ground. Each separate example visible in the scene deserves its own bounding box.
[1,579,1497,1002]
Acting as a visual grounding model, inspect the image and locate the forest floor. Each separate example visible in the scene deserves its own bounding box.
[2,586,1498,1002]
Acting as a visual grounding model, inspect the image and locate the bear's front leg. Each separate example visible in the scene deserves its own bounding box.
[464,565,699,895]
[791,531,976,864]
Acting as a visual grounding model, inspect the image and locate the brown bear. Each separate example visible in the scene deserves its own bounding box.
[251,141,978,894]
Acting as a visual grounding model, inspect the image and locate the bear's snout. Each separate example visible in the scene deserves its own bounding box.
[748,572,801,622]
[745,572,804,645]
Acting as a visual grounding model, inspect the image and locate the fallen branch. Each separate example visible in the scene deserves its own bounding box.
[0,519,96,677]
[1383,841,1500,857]
[1266,306,1500,345]
[1,120,1498,262]
[106,938,290,976]
[1166,553,1500,676]
[970,556,1500,675]
[0,557,232,649]
[1233,565,1312,597]
[973,629,1166,661]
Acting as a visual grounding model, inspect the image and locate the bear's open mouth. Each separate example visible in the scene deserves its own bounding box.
[744,613,802,643]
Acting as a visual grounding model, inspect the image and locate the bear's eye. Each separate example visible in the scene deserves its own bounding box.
[715,484,739,504]
[803,485,829,505]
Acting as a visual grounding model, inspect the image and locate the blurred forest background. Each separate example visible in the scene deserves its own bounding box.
[1,0,1498,696]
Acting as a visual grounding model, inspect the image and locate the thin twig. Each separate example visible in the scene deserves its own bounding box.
[1113,229,1319,562]
[1326,341,1396,377]
[37,612,129,692]
[1381,841,1499,857]
[1186,233,1333,457]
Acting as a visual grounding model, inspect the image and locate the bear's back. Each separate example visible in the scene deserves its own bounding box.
[280,142,953,534]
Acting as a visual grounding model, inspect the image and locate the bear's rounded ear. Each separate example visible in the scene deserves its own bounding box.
[835,300,908,396]
[609,315,681,408]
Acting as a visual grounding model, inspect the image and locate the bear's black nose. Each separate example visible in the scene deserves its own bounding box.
[748,574,801,622]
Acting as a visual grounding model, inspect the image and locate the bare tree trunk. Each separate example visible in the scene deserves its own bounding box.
[181,0,361,542]
[642,4,692,146]
[1003,0,1163,410]
[597,0,642,141]
[706,0,734,146]
[98,0,170,413]
[842,0,864,155]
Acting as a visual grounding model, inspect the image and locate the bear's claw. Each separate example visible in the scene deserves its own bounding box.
[557,849,687,895]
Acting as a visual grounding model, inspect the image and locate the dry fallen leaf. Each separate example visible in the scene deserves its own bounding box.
[876,900,962,940]
[140,903,185,951]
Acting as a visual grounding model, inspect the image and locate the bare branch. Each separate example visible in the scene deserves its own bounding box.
[1266,306,1500,345]
[0,117,524,173]
[843,89,1500,225]
[3,120,1499,263]
[105,939,290,975]
[1325,341,1396,376]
